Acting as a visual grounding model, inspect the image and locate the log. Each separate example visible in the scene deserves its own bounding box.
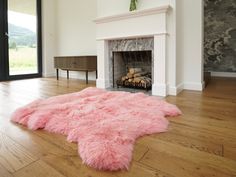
[140,77,152,88]
[127,73,134,79]
[136,76,147,81]
[129,68,142,75]
[141,77,151,84]
[117,70,152,90]
[121,76,127,81]
[133,72,148,78]
[128,78,133,82]
[133,77,142,83]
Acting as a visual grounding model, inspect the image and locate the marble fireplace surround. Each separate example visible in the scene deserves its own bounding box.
[95,5,172,96]
[109,38,153,88]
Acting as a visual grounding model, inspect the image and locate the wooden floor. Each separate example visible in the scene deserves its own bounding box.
[0,77,236,177]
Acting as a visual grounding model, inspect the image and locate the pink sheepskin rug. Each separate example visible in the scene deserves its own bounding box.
[11,87,181,171]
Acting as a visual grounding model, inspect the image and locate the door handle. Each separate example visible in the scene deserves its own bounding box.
[5,32,9,37]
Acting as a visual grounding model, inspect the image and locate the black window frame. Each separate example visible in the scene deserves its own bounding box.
[0,0,42,81]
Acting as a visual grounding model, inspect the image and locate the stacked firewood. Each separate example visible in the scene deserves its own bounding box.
[117,68,152,89]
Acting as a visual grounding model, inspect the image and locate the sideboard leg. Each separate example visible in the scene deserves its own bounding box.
[56,69,59,80]
[86,70,88,84]
[67,70,69,80]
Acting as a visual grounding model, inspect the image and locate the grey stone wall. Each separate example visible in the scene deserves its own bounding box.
[204,0,236,72]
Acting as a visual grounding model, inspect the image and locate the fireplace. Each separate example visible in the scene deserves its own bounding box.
[113,51,152,90]
[95,5,176,96]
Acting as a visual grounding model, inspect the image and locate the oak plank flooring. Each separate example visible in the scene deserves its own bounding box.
[0,77,235,177]
[138,137,236,176]
[13,160,65,177]
[0,163,13,177]
[140,147,233,177]
[224,145,236,161]
[151,132,223,156]
[42,153,168,177]
[0,131,38,173]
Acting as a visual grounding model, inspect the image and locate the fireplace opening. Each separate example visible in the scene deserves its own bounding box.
[112,50,152,90]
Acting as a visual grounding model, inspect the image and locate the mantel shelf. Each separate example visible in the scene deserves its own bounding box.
[94,5,171,24]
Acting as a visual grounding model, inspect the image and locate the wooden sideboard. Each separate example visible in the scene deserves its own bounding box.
[54,56,97,84]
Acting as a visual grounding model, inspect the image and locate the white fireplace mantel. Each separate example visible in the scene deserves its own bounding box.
[95,5,173,97]
[95,5,171,41]
[94,5,170,24]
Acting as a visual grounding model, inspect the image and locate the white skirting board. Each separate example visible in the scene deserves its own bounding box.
[42,72,56,77]
[183,82,205,91]
[169,82,204,95]
[211,72,236,78]
[168,83,184,96]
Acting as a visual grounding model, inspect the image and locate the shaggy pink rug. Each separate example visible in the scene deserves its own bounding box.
[11,87,181,171]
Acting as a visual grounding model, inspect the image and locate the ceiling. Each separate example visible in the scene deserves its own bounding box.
[8,0,36,15]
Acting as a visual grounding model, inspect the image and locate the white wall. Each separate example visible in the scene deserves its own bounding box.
[56,0,97,80]
[176,0,183,86]
[42,0,97,80]
[176,0,204,90]
[42,0,57,77]
[56,0,96,56]
[41,0,204,92]
[97,0,172,17]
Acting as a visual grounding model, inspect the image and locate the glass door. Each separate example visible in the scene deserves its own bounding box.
[0,0,42,81]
